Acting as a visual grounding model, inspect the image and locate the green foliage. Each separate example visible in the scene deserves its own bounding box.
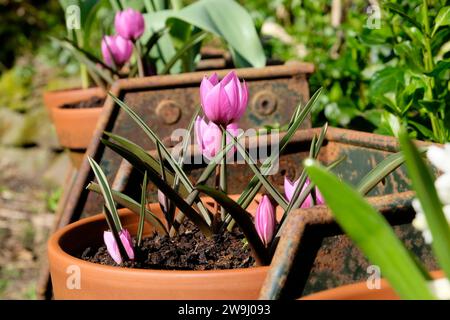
[0,0,64,70]
[0,64,35,111]
[245,0,450,142]
[47,187,62,213]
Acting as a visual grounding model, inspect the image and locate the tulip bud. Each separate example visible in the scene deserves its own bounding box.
[284,177,324,208]
[255,195,276,246]
[158,189,168,214]
[103,229,135,264]
[200,71,248,126]
[101,35,133,68]
[194,116,239,160]
[114,8,145,41]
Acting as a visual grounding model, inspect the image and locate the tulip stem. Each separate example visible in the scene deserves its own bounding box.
[220,131,228,221]
[134,41,145,78]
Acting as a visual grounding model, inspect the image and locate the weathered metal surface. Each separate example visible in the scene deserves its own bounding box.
[258,128,440,300]
[64,63,314,219]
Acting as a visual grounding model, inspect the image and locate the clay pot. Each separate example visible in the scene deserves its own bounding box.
[302,270,444,300]
[48,199,275,300]
[43,87,105,167]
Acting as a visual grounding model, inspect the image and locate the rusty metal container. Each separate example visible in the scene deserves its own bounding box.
[258,128,439,299]
[60,62,314,225]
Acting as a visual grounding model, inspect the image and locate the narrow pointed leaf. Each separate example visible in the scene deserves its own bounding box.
[137,171,148,247]
[109,93,195,193]
[225,129,288,210]
[356,148,425,196]
[238,88,323,206]
[144,164,212,237]
[87,182,168,235]
[88,157,122,231]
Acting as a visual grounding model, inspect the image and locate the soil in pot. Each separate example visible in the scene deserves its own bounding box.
[61,96,105,109]
[80,219,256,271]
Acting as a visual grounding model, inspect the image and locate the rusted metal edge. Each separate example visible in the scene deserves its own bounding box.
[112,62,315,93]
[258,191,416,300]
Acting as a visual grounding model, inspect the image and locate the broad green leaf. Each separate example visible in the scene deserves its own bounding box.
[87,182,168,235]
[370,67,404,100]
[196,184,269,265]
[142,10,181,74]
[87,157,122,232]
[399,130,450,280]
[432,6,450,37]
[167,0,266,68]
[304,159,434,300]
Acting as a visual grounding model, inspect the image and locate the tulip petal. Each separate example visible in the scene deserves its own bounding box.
[103,231,122,264]
[119,229,135,260]
[255,195,275,246]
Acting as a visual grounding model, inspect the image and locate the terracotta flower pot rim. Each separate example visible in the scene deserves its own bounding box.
[49,207,269,276]
[302,269,444,300]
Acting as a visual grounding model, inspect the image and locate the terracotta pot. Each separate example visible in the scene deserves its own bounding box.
[301,270,444,300]
[43,87,105,151]
[48,198,278,300]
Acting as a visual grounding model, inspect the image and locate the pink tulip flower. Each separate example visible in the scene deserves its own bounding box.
[103,229,135,264]
[114,8,145,41]
[101,35,133,68]
[200,71,248,126]
[284,177,325,208]
[195,116,239,160]
[255,195,276,246]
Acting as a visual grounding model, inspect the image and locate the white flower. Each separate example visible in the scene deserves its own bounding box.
[412,145,450,243]
[428,278,450,300]
[412,199,433,243]
[427,145,450,173]
[435,173,450,205]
